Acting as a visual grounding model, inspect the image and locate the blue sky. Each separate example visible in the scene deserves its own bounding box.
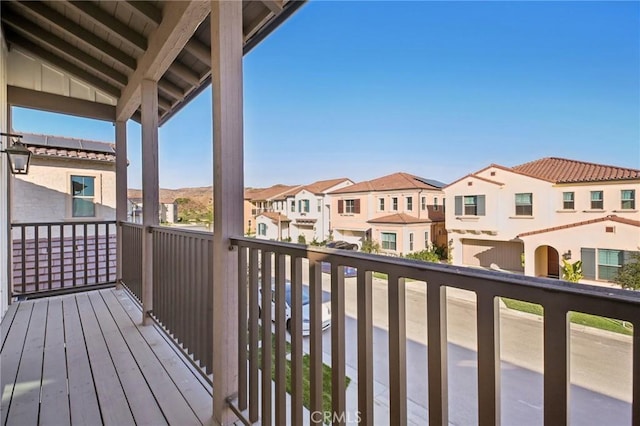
[12,1,640,189]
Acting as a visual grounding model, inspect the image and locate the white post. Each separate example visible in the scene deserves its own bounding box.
[141,79,159,325]
[115,120,127,289]
[211,1,243,423]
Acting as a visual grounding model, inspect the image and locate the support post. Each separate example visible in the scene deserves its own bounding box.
[115,120,127,289]
[141,79,158,325]
[211,1,243,424]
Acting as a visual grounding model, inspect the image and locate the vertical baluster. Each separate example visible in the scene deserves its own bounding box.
[72,225,77,287]
[20,225,26,293]
[331,264,346,425]
[427,284,448,426]
[544,304,569,426]
[105,223,111,282]
[633,322,639,426]
[47,225,52,290]
[34,225,40,292]
[388,274,407,425]
[274,253,287,425]
[94,222,99,284]
[83,223,88,285]
[309,259,323,425]
[248,248,259,423]
[261,251,273,426]
[357,269,373,425]
[237,244,248,411]
[477,292,501,426]
[290,257,304,425]
[59,224,65,288]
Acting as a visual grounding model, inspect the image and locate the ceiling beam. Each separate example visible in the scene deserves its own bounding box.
[261,0,284,14]
[116,1,210,121]
[64,0,147,53]
[8,33,121,98]
[168,62,202,86]
[124,1,163,27]
[184,38,211,66]
[157,81,183,102]
[14,1,137,71]
[8,85,116,122]
[1,11,127,87]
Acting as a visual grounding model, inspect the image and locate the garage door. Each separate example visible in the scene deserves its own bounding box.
[462,239,524,272]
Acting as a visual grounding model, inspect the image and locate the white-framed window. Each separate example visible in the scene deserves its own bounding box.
[409,233,414,251]
[421,197,426,210]
[454,195,485,216]
[381,232,397,251]
[424,231,429,248]
[291,201,295,212]
[406,197,413,211]
[434,197,438,211]
[379,198,385,211]
[464,196,477,215]
[71,175,95,217]
[392,197,398,211]
[258,223,267,236]
[598,249,623,281]
[621,190,635,209]
[591,191,603,209]
[515,193,533,216]
[317,199,322,212]
[345,199,356,213]
[563,192,574,210]
[298,199,310,213]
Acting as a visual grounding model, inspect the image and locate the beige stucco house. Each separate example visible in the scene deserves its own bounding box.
[329,172,447,254]
[12,133,116,223]
[444,157,640,281]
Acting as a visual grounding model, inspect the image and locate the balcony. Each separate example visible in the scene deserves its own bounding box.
[3,222,638,425]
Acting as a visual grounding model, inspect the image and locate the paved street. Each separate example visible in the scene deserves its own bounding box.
[300,275,634,425]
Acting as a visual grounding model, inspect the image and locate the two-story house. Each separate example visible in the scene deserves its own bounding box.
[245,184,300,237]
[444,157,640,281]
[329,172,447,255]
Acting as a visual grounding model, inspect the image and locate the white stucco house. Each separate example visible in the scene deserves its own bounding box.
[255,211,291,241]
[128,197,178,224]
[444,157,640,282]
[12,133,116,223]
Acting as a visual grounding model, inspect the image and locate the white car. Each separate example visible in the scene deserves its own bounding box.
[259,281,331,336]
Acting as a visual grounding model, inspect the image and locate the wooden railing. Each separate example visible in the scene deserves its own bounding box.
[150,226,214,374]
[229,237,640,426]
[121,222,143,301]
[10,221,116,296]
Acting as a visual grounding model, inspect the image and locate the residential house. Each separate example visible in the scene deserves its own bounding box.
[444,157,640,280]
[127,197,178,224]
[243,187,264,235]
[270,178,354,243]
[255,211,291,240]
[244,184,299,236]
[12,133,116,223]
[329,172,447,254]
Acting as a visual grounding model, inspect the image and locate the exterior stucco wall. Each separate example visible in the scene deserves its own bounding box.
[12,157,116,223]
[0,28,8,317]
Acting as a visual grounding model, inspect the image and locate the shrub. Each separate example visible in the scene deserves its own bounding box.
[405,248,440,263]
[614,252,640,290]
[561,259,583,283]
[297,234,306,245]
[361,239,380,254]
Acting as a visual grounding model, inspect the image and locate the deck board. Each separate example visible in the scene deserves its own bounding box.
[0,288,212,426]
[40,298,71,426]
[0,302,19,351]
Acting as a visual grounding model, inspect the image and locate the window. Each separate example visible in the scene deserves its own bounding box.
[337,199,360,214]
[434,197,439,211]
[563,192,574,210]
[591,191,603,209]
[379,198,385,211]
[381,232,397,251]
[443,198,445,212]
[318,199,322,213]
[454,195,485,216]
[298,199,310,213]
[291,201,295,212]
[597,249,623,281]
[71,176,95,217]
[515,193,533,216]
[621,190,635,209]
[258,223,267,236]
[392,197,398,211]
[406,197,413,211]
[409,233,414,251]
[424,231,429,248]
[421,197,426,210]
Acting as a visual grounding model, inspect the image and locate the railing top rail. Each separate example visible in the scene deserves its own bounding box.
[11,220,117,227]
[119,221,144,229]
[230,236,640,310]
[149,225,213,239]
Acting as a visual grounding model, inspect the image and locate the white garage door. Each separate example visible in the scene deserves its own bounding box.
[462,239,524,272]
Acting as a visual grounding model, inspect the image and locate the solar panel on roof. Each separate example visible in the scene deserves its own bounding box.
[46,136,83,150]
[80,140,116,154]
[414,176,447,188]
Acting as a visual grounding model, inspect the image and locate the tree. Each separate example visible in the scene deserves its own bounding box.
[361,239,380,254]
[561,259,583,283]
[614,253,640,290]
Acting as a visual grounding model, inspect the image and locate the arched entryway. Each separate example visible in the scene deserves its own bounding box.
[534,245,560,278]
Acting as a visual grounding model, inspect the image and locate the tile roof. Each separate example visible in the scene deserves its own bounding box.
[258,212,291,223]
[330,172,444,194]
[443,173,504,189]
[294,178,353,195]
[518,215,640,237]
[244,188,265,200]
[21,132,116,163]
[249,184,301,201]
[367,213,431,224]
[512,157,640,183]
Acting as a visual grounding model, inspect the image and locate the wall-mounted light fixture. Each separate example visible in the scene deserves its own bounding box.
[562,250,572,260]
[1,132,31,175]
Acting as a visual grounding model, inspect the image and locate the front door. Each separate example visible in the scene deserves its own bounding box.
[548,247,560,278]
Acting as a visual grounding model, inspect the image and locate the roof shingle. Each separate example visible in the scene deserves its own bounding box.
[367,213,431,224]
[330,172,444,194]
[518,215,640,237]
[512,157,640,183]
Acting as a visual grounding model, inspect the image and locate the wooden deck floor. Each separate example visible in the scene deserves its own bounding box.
[1,288,213,425]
